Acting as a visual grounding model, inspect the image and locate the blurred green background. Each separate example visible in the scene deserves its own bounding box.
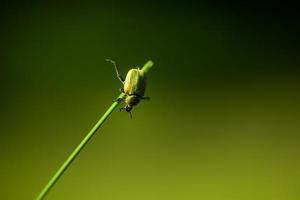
[1,1,300,199]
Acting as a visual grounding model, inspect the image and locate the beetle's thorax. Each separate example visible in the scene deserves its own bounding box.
[124,95,140,106]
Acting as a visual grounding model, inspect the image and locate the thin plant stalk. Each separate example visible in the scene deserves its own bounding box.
[36,60,153,200]
[36,92,124,200]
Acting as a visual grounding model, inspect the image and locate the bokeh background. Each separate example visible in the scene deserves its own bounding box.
[1,1,300,199]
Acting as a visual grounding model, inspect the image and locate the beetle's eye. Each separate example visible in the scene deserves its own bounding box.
[125,105,132,112]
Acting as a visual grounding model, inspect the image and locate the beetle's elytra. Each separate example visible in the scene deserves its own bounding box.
[105,59,153,118]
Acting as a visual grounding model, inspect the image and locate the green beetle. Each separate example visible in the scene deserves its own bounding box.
[106,59,153,118]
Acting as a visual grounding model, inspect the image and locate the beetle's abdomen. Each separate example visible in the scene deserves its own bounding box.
[124,69,146,96]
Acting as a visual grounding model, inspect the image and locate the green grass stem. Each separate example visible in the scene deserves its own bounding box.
[35,92,125,200]
[141,60,154,74]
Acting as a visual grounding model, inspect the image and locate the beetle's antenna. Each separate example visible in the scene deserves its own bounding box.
[105,59,125,84]
[129,111,132,119]
[119,107,132,119]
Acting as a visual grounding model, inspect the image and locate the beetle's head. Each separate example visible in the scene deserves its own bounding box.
[125,105,133,119]
[120,105,133,119]
[125,105,132,112]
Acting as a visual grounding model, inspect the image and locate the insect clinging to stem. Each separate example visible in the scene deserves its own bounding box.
[105,59,154,118]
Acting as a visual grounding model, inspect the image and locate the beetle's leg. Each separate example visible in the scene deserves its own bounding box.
[141,96,150,100]
[105,59,125,84]
[112,97,124,103]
